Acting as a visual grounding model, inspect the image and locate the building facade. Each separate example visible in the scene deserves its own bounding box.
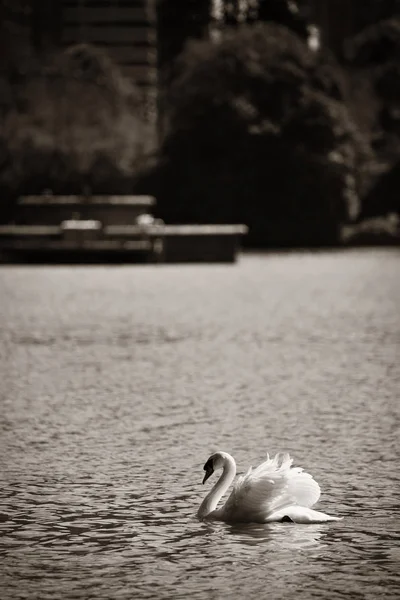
[1,0,157,120]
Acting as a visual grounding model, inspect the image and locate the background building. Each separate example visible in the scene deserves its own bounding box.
[1,0,158,121]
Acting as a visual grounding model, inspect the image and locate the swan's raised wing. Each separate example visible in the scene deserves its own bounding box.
[218,453,321,523]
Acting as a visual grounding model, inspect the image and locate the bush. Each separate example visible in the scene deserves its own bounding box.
[140,24,369,246]
[341,213,400,246]
[0,44,154,221]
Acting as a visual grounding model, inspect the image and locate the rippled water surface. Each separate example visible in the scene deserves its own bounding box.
[1,250,399,599]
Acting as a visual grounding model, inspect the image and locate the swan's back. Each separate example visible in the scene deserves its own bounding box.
[216,453,321,523]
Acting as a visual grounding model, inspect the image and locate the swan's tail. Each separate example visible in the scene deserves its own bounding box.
[265,506,343,524]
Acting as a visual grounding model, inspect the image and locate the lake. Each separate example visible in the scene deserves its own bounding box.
[0,249,399,599]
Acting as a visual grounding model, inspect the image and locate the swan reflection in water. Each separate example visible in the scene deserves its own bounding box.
[198,451,342,524]
[226,522,327,550]
[197,518,328,551]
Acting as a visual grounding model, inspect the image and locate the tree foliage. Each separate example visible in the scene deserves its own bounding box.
[217,0,308,37]
[140,24,368,245]
[0,44,154,219]
[156,1,310,82]
[345,18,400,159]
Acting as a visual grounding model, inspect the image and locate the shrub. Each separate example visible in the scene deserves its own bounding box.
[341,213,400,246]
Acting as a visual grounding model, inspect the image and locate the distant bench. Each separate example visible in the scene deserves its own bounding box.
[0,194,248,263]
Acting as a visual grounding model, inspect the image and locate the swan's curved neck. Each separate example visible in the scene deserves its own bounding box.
[198,454,236,519]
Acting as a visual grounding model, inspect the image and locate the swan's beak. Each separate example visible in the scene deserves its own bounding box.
[202,466,214,484]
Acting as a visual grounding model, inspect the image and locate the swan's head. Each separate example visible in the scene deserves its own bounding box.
[202,451,228,484]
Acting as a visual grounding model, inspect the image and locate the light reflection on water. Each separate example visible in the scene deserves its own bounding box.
[0,250,399,599]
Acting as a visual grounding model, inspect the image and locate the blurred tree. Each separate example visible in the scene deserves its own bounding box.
[347,18,400,67]
[157,1,310,79]
[136,24,369,246]
[0,44,154,221]
[295,1,399,59]
[345,18,400,161]
[216,0,309,37]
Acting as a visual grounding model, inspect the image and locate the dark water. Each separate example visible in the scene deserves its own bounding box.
[0,250,399,599]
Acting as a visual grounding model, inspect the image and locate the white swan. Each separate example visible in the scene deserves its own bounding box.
[197,451,342,524]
